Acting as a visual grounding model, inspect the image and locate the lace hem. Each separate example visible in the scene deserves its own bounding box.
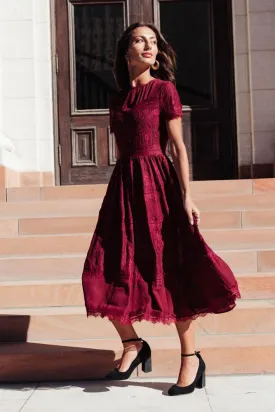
[86,287,241,325]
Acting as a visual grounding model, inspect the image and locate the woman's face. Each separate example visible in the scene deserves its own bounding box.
[126,26,158,68]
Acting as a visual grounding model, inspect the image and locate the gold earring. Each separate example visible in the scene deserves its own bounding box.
[151,60,160,71]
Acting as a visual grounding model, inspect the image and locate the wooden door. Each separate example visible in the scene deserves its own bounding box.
[155,0,237,180]
[55,0,236,184]
[55,0,154,185]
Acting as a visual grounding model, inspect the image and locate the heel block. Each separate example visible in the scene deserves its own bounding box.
[142,356,152,373]
[196,372,206,389]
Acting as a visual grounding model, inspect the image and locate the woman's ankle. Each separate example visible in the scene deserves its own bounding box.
[123,340,143,350]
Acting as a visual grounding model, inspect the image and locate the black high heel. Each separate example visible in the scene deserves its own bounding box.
[105,337,152,380]
[168,351,206,396]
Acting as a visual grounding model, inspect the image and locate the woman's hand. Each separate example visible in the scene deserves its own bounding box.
[184,194,200,226]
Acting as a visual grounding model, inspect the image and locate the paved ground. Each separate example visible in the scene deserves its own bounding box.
[1,375,275,412]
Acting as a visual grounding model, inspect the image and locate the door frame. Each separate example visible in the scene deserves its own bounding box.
[50,0,238,185]
[50,0,61,185]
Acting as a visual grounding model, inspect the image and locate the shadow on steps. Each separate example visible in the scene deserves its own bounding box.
[0,315,118,383]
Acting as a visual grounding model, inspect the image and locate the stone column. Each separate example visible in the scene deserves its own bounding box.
[0,0,55,186]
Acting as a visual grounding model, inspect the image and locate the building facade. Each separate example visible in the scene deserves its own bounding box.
[0,0,274,187]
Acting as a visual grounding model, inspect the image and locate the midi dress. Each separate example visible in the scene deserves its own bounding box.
[82,78,241,324]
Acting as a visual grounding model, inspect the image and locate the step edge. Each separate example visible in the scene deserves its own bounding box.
[0,299,274,315]
[1,272,275,286]
[1,333,275,354]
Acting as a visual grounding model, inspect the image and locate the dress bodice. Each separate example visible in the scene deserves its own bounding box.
[110,78,183,158]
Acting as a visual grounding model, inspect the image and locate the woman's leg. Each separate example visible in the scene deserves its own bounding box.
[175,320,199,386]
[111,320,143,372]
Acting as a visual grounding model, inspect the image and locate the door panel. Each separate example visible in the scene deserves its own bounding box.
[56,0,127,185]
[73,3,125,111]
[157,0,214,107]
[156,0,237,180]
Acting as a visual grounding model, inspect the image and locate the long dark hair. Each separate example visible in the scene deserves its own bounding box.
[114,22,177,90]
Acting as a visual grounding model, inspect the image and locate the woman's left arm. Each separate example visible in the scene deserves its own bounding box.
[167,117,200,226]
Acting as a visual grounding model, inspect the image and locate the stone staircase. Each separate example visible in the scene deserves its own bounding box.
[0,179,275,382]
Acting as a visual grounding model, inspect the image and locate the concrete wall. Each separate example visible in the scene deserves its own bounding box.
[233,0,275,177]
[0,0,54,173]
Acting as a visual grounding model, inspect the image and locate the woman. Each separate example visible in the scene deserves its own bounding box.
[82,22,241,396]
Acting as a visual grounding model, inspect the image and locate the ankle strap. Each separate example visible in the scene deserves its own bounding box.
[122,338,142,344]
[181,351,200,357]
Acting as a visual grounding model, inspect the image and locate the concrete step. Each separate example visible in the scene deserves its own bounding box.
[0,273,274,309]
[1,300,275,342]
[0,249,274,280]
[4,179,275,204]
[139,334,275,378]
[0,199,103,218]
[0,256,84,281]
[18,216,97,236]
[0,219,18,237]
[0,210,274,237]
[258,250,275,272]
[1,334,275,382]
[7,184,108,202]
[0,212,242,237]
[237,273,275,298]
[241,210,275,228]
[253,179,275,194]
[0,279,85,308]
[0,228,275,257]
[1,194,275,221]
[6,180,257,203]
[195,193,275,211]
[0,234,91,257]
[203,228,275,251]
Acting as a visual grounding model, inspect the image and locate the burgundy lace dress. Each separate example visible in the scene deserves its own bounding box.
[82,78,241,324]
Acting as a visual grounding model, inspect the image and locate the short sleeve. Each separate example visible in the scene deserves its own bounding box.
[160,81,183,121]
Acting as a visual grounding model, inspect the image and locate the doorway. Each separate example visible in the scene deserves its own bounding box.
[54,0,237,184]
